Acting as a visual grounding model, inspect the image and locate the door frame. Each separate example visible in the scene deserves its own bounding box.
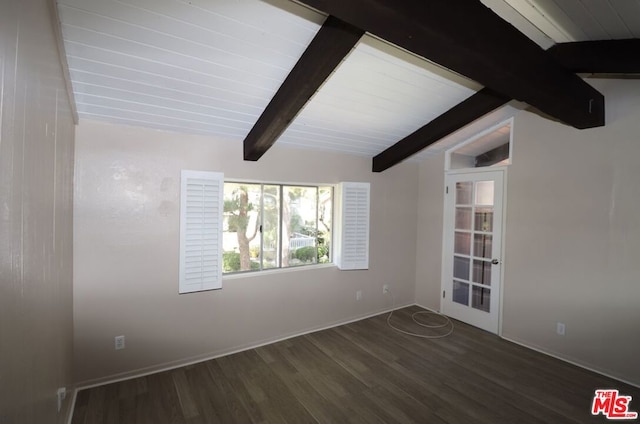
[440,166,508,336]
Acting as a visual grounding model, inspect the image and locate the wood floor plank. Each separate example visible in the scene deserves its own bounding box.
[145,372,187,424]
[116,395,137,424]
[201,361,254,423]
[270,337,392,423]
[132,392,153,424]
[362,385,447,424]
[103,384,120,424]
[183,364,224,422]
[84,386,108,424]
[276,336,368,400]
[72,306,639,424]
[227,350,317,424]
[255,344,356,423]
[214,354,276,423]
[171,369,200,420]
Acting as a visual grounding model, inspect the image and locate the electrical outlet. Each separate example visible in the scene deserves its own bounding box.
[57,387,66,412]
[383,284,390,294]
[115,335,125,350]
[356,290,362,301]
[556,322,566,336]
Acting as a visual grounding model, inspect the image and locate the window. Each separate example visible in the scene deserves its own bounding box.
[222,182,333,274]
[446,119,513,170]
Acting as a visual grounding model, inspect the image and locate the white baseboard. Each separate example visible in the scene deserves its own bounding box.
[501,335,639,389]
[75,302,414,391]
[414,302,440,313]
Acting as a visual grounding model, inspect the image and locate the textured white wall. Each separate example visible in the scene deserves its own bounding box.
[73,120,419,385]
[0,0,76,422]
[416,79,640,386]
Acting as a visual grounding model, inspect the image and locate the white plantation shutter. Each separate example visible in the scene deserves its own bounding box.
[335,182,370,270]
[179,170,224,294]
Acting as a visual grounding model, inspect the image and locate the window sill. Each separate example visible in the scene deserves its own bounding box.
[222,263,336,280]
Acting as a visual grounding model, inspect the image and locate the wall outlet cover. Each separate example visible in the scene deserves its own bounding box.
[115,335,125,350]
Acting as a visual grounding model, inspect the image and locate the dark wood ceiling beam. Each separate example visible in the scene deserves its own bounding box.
[243,16,364,161]
[372,88,509,172]
[294,0,604,130]
[547,39,640,74]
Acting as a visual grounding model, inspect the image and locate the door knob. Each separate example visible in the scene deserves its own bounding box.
[491,259,500,265]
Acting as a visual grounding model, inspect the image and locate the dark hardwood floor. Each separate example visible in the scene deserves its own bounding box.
[72,306,639,423]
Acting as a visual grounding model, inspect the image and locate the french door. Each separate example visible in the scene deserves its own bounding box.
[442,170,504,334]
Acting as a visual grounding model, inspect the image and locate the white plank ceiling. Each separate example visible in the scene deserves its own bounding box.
[278,37,479,157]
[502,0,640,42]
[59,0,323,139]
[55,0,640,164]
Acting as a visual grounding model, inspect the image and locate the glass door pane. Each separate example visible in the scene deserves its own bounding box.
[473,234,492,258]
[456,182,472,205]
[475,181,494,205]
[472,286,491,312]
[453,256,470,280]
[475,207,494,232]
[472,259,491,286]
[455,208,472,230]
[453,281,470,306]
[454,232,471,255]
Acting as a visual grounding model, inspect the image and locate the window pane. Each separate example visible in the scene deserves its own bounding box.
[454,232,471,255]
[222,182,333,274]
[474,207,493,232]
[282,186,318,267]
[261,185,280,269]
[472,259,491,286]
[453,281,469,306]
[223,183,262,273]
[472,286,491,312]
[475,181,494,206]
[473,234,492,258]
[453,256,470,280]
[455,207,472,230]
[456,182,472,205]
[318,186,333,263]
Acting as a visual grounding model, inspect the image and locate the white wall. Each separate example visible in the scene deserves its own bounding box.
[416,79,640,386]
[0,0,76,422]
[415,152,445,310]
[73,120,419,385]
